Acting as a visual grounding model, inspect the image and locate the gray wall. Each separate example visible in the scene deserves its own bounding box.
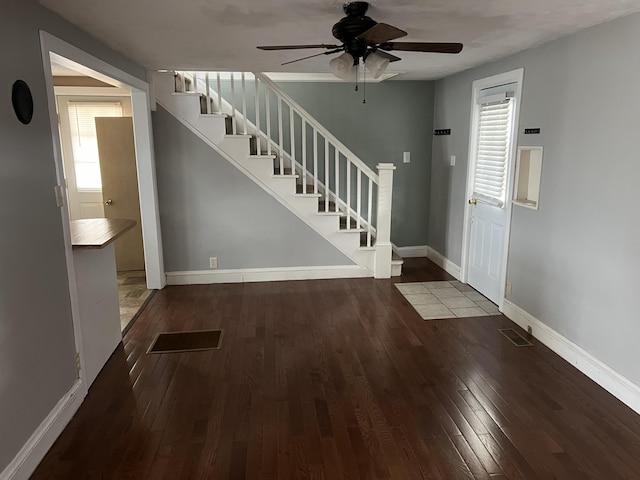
[153,106,354,271]
[429,13,640,386]
[278,81,435,247]
[0,0,147,473]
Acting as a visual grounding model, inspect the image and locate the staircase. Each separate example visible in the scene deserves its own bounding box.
[152,71,402,279]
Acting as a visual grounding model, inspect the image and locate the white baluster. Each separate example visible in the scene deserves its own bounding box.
[192,71,197,93]
[302,119,307,193]
[230,73,237,134]
[356,168,362,230]
[290,108,295,174]
[241,73,247,135]
[374,163,396,279]
[265,90,272,155]
[216,73,222,114]
[367,178,373,247]
[324,138,329,212]
[335,148,339,213]
[205,72,210,114]
[346,161,351,227]
[313,130,318,194]
[278,97,284,174]
[254,76,261,154]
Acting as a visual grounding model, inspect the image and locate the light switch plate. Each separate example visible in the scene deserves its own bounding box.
[403,152,410,163]
[450,155,456,167]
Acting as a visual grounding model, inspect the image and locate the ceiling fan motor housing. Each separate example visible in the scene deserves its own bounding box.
[333,2,376,63]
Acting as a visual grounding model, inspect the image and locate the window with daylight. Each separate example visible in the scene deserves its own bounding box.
[67,102,123,189]
[472,97,514,207]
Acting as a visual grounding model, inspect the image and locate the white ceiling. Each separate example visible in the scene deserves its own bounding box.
[39,0,640,80]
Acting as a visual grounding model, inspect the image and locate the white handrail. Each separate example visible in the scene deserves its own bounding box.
[255,72,378,182]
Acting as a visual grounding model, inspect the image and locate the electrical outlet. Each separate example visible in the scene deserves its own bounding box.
[209,257,218,269]
[505,282,512,297]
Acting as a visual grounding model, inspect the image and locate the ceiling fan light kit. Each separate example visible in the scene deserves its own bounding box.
[329,52,358,81]
[364,52,390,79]
[257,1,463,84]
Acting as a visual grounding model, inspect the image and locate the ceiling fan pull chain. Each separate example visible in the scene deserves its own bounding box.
[363,64,367,104]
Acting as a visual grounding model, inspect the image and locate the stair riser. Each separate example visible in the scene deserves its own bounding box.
[247,158,276,179]
[269,178,298,197]
[219,137,250,158]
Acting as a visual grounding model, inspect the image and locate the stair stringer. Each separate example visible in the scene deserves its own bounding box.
[154,96,375,275]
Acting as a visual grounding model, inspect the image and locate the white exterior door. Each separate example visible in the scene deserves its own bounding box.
[466,80,520,305]
[468,200,506,303]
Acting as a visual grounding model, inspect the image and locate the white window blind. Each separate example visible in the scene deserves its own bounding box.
[68,102,123,189]
[472,98,513,207]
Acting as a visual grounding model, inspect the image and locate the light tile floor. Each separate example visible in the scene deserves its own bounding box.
[396,280,500,320]
[118,270,153,331]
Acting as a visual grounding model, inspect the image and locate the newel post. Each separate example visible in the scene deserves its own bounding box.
[374,163,396,279]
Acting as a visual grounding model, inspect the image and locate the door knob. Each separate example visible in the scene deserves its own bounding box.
[468,198,477,205]
[104,199,113,206]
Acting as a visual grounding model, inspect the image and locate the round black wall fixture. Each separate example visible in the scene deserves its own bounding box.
[12,80,34,125]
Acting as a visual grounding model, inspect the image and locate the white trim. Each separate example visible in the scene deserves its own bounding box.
[502,300,640,416]
[461,68,524,309]
[53,86,130,96]
[39,31,165,290]
[264,72,400,83]
[425,247,461,280]
[392,244,428,258]
[166,265,372,285]
[39,34,89,392]
[0,380,85,480]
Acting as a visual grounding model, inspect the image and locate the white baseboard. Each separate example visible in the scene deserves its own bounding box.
[503,299,640,415]
[1,380,85,480]
[425,247,461,280]
[392,244,429,258]
[166,265,372,285]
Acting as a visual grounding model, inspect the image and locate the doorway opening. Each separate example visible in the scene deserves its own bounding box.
[49,56,154,332]
[461,68,524,309]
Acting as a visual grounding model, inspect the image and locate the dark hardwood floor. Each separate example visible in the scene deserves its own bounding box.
[32,258,640,479]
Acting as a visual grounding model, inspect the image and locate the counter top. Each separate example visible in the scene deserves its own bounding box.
[71,218,136,249]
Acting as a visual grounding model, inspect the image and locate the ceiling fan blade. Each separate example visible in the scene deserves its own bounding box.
[380,42,463,54]
[281,48,343,66]
[373,50,401,63]
[257,44,341,51]
[358,23,407,44]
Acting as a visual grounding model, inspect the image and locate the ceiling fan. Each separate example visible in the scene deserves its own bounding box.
[257,1,463,80]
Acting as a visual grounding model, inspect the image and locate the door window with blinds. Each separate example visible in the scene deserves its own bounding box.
[472,90,515,207]
[67,102,123,189]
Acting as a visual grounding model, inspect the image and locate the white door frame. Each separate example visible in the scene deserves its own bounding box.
[39,31,166,390]
[40,31,165,289]
[460,68,524,310]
